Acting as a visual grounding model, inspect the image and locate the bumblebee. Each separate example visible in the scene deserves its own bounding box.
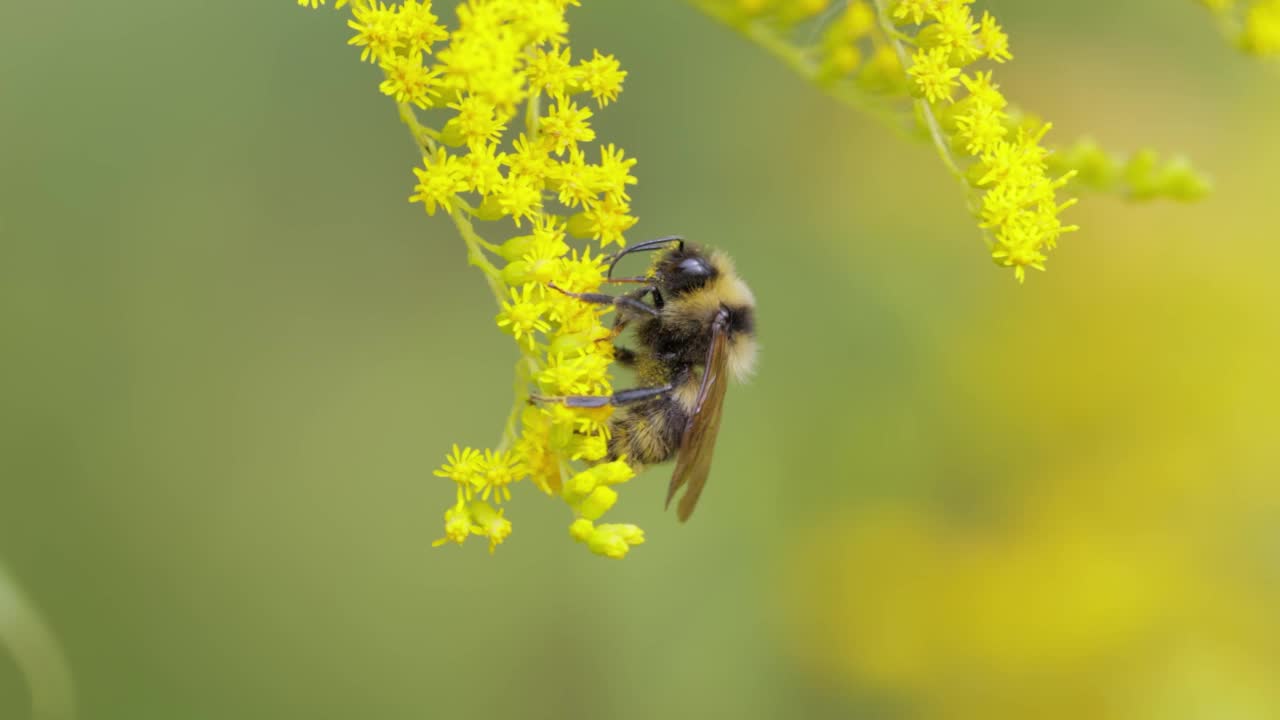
[542,236,757,521]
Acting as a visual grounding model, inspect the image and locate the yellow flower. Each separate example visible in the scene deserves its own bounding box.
[959,70,1005,108]
[556,247,610,293]
[527,46,580,100]
[918,4,979,63]
[976,11,1012,62]
[1243,0,1280,54]
[495,284,551,349]
[398,0,449,55]
[952,99,1007,155]
[547,147,597,208]
[469,500,512,554]
[594,144,638,203]
[457,142,505,195]
[582,522,645,559]
[408,148,467,215]
[433,444,484,501]
[568,433,608,462]
[518,0,571,46]
[348,2,402,64]
[540,101,597,155]
[578,51,627,106]
[476,449,524,502]
[569,195,637,248]
[505,133,554,187]
[379,53,440,108]
[431,501,477,547]
[442,95,507,148]
[907,47,961,103]
[494,175,543,226]
[892,0,941,26]
[577,484,619,520]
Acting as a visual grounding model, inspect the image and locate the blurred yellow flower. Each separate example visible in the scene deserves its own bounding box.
[1203,0,1280,57]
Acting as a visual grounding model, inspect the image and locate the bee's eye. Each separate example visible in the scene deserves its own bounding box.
[678,257,712,277]
[661,252,718,295]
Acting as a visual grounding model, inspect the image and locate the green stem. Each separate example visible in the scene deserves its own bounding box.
[395,102,506,304]
[498,355,537,452]
[870,0,965,182]
[397,102,439,151]
[449,208,508,304]
[0,561,76,720]
[393,90,547,460]
[525,89,543,141]
[687,0,914,141]
[870,0,990,244]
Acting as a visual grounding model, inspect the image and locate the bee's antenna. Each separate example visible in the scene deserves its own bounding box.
[606,235,684,279]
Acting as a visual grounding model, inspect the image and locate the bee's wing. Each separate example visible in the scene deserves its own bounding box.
[666,308,732,522]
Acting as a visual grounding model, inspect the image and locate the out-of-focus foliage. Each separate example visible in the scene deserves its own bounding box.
[1202,0,1280,57]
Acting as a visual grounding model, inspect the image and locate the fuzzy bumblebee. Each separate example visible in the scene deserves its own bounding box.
[538,237,757,521]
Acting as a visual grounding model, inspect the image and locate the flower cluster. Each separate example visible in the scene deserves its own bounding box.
[301,0,645,558]
[699,1,909,96]
[889,0,1078,282]
[1047,139,1211,203]
[1202,0,1280,56]
[695,0,1090,281]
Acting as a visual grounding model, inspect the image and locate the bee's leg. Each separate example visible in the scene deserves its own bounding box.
[548,282,660,318]
[533,384,674,408]
[613,346,637,367]
[608,285,657,337]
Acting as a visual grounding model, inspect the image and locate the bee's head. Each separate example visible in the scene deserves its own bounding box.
[659,245,757,381]
[654,245,719,297]
[608,236,758,381]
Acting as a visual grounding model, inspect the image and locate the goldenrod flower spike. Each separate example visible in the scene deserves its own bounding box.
[689,0,1209,281]
[301,0,645,557]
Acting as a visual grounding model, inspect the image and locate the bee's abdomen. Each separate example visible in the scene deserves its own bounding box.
[607,399,687,466]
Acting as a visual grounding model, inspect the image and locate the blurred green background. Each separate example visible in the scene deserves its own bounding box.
[3,1,1280,718]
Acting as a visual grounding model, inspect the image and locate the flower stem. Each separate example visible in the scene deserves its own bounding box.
[687,0,915,141]
[0,561,76,720]
[870,0,966,182]
[395,102,507,304]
